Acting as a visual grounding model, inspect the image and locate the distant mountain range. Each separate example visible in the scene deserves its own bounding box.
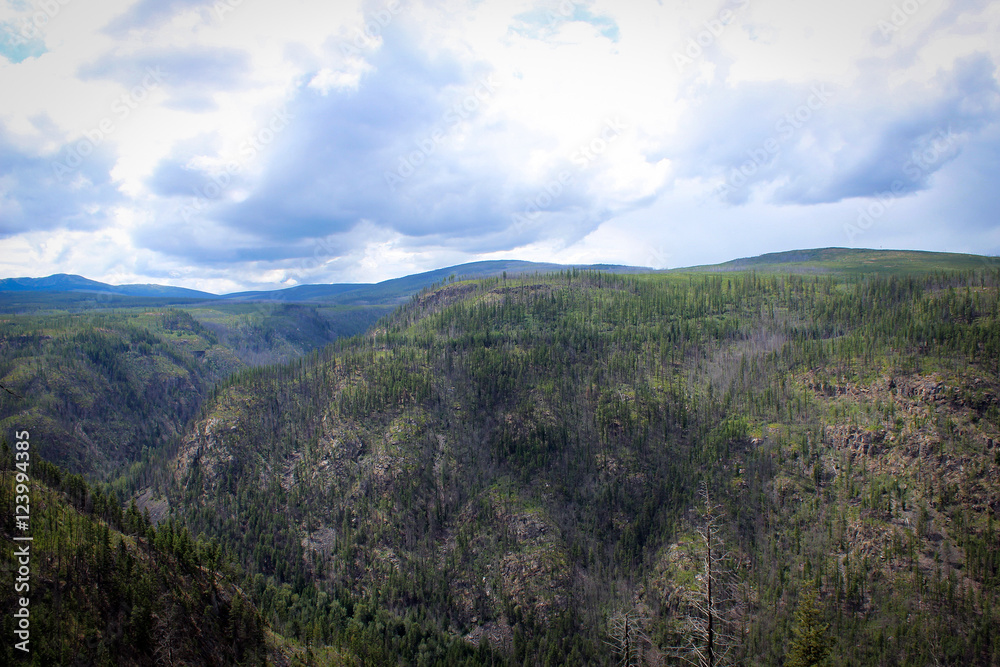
[0,260,651,308]
[1,249,995,309]
[0,273,218,298]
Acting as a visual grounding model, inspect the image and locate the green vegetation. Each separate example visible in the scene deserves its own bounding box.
[785,585,831,667]
[0,309,226,476]
[680,247,998,276]
[0,448,266,666]
[159,264,999,664]
[2,249,999,664]
[0,303,385,477]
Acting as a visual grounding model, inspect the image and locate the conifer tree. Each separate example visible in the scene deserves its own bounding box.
[785,585,831,667]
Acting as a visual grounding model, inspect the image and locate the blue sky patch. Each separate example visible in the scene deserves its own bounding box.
[0,22,46,63]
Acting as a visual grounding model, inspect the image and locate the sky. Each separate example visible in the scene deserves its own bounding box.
[1,0,998,293]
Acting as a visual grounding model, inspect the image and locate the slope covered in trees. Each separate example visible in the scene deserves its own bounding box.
[0,448,267,665]
[0,304,386,478]
[154,266,1000,664]
[0,309,229,476]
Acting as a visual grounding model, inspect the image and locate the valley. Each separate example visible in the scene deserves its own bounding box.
[2,249,999,665]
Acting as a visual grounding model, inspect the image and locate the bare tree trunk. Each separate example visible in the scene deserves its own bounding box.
[707,533,714,667]
[606,607,648,666]
[669,482,743,667]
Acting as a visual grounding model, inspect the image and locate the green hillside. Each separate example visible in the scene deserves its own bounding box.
[0,304,384,477]
[0,452,267,666]
[680,247,997,276]
[152,266,1000,665]
[0,309,228,476]
[3,251,1000,664]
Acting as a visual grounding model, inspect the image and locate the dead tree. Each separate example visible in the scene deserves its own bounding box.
[153,601,185,666]
[668,482,741,667]
[606,607,650,667]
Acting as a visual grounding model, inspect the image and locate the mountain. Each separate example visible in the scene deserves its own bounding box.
[221,283,371,303]
[0,456,268,665]
[3,250,1000,664]
[6,250,997,311]
[324,260,652,305]
[0,303,394,477]
[216,260,580,305]
[0,273,218,299]
[0,260,652,311]
[0,309,234,476]
[153,265,999,665]
[679,247,996,275]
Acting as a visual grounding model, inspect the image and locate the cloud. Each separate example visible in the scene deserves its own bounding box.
[671,52,1000,207]
[145,132,229,197]
[791,53,1000,203]
[147,159,221,198]
[102,0,216,35]
[1,0,999,288]
[0,125,120,237]
[132,219,318,265]
[136,20,624,267]
[79,46,250,110]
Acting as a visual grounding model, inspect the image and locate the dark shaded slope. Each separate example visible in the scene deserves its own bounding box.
[0,454,266,666]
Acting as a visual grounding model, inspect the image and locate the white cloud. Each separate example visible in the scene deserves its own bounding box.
[0,0,998,288]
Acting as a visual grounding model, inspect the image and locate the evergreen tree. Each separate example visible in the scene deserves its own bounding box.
[785,585,831,667]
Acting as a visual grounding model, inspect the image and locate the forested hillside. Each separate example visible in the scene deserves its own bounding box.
[150,266,1000,665]
[0,449,267,666]
[0,304,385,477]
[0,309,228,476]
